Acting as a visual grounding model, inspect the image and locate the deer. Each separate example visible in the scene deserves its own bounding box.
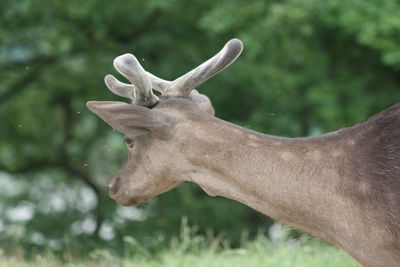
[86,39,400,266]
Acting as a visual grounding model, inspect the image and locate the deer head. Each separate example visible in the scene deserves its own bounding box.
[87,39,243,206]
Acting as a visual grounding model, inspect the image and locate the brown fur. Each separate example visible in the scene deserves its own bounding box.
[340,104,400,263]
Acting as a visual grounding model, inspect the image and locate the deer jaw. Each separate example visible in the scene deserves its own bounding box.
[107,135,182,206]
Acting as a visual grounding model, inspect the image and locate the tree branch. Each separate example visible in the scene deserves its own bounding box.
[0,158,106,239]
[0,159,58,174]
[59,164,105,238]
[0,56,56,104]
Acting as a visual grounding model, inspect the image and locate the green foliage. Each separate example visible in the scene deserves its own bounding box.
[1,0,400,258]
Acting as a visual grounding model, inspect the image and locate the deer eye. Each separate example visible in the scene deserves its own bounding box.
[124,137,134,148]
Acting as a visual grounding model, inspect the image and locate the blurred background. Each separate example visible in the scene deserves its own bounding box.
[1,0,400,263]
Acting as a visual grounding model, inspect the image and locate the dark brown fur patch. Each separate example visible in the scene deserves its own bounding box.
[340,104,400,252]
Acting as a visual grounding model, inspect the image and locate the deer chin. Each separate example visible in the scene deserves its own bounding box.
[114,195,141,206]
[109,188,144,206]
[108,177,140,206]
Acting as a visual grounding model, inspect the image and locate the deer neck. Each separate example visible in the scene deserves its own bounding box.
[180,115,351,241]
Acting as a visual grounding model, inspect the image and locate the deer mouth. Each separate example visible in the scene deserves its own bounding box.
[108,176,145,206]
[114,196,140,206]
[109,187,140,206]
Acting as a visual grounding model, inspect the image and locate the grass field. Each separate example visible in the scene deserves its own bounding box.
[0,220,360,267]
[0,238,360,267]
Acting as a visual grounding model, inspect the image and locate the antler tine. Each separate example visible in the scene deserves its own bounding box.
[112,53,158,107]
[165,38,243,97]
[104,74,136,99]
[146,72,172,93]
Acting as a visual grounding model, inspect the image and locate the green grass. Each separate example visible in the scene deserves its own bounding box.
[0,220,360,267]
[0,239,360,267]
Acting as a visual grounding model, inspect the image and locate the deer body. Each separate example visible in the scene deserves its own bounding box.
[87,39,400,266]
[177,101,400,266]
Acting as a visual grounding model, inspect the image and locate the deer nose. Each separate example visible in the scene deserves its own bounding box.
[109,176,121,197]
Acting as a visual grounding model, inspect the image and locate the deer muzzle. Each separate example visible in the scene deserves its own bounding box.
[108,175,141,206]
[108,176,121,198]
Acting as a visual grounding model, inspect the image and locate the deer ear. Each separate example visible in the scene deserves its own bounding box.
[86,101,173,139]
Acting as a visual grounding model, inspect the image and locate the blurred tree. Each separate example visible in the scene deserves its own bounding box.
[0,0,399,256]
